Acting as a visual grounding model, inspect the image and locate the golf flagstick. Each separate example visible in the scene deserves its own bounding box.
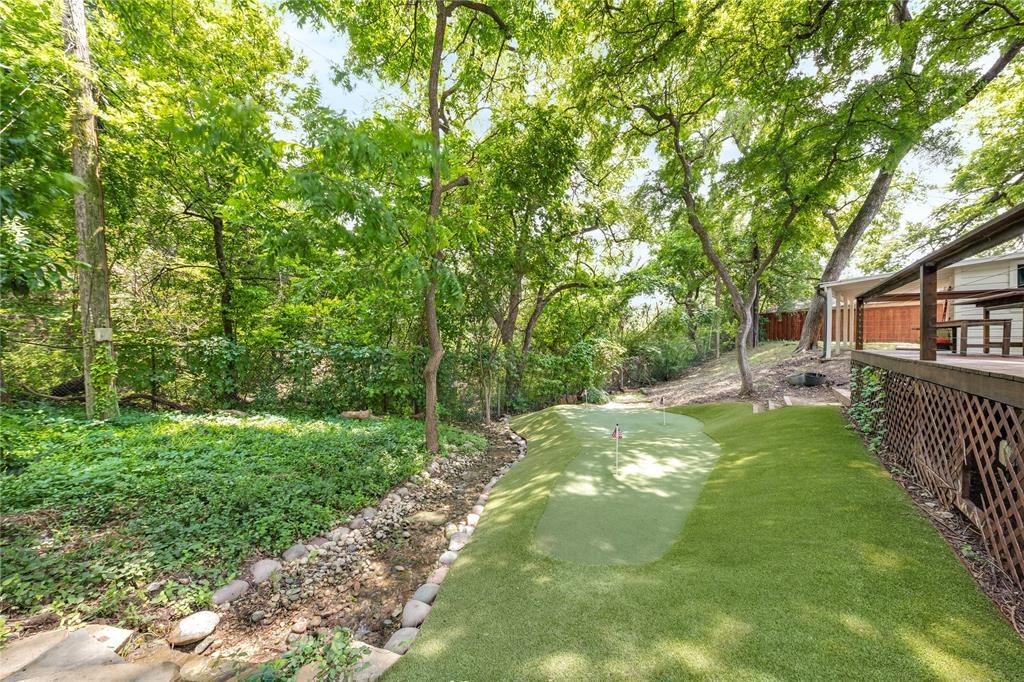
[612,423,623,475]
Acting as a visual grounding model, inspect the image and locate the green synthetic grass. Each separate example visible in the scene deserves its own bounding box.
[534,405,720,564]
[385,403,1024,681]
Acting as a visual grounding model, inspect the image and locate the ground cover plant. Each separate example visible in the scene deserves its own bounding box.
[0,404,484,623]
[386,404,1024,680]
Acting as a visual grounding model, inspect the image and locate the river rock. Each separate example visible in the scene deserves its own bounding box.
[211,579,249,605]
[283,543,309,562]
[168,611,220,646]
[448,532,470,552]
[438,550,458,566]
[426,566,449,584]
[401,600,431,627]
[383,627,419,655]
[251,559,282,585]
[413,583,439,605]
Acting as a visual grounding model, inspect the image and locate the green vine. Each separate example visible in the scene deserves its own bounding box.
[90,344,120,419]
[848,365,886,453]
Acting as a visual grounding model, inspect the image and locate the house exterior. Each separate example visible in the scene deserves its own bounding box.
[765,251,1024,356]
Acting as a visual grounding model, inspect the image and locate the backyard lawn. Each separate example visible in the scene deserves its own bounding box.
[385,403,1024,681]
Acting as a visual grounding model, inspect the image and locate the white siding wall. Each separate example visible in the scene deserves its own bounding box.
[950,259,1023,348]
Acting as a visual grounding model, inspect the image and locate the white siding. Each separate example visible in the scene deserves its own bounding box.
[950,259,1023,348]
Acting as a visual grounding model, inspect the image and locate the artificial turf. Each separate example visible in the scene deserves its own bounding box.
[384,403,1024,681]
[535,405,720,564]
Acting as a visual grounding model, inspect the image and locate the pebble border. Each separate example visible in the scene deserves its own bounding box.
[168,419,529,677]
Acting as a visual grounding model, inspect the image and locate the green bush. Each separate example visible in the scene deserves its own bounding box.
[0,404,485,619]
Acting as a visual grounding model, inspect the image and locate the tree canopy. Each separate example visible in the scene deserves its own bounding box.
[2,0,1022,432]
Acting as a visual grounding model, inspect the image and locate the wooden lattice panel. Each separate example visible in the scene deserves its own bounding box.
[852,361,1024,586]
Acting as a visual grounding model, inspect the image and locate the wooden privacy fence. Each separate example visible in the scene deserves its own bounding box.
[766,305,944,343]
[852,361,1024,586]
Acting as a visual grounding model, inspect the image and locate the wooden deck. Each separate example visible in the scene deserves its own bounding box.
[851,349,1024,407]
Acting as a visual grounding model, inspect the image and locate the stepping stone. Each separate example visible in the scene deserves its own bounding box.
[350,641,401,682]
[426,566,448,585]
[438,550,458,566]
[383,627,419,655]
[407,510,446,526]
[413,583,439,605]
[3,630,123,681]
[211,579,249,605]
[251,559,282,585]
[448,532,470,552]
[82,625,133,654]
[283,543,309,562]
[168,611,220,646]
[13,662,180,682]
[401,600,431,628]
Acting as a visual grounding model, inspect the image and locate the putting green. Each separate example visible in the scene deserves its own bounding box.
[534,404,720,564]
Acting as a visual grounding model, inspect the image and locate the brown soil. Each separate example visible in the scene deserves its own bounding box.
[643,344,851,409]
[138,426,522,664]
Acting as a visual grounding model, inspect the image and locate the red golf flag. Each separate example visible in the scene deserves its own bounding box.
[611,425,623,439]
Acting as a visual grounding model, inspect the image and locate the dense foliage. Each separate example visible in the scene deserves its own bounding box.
[0,404,483,619]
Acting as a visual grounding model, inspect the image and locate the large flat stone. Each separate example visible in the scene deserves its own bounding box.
[383,627,419,655]
[168,611,220,646]
[0,629,71,678]
[211,579,249,605]
[3,630,123,680]
[407,510,446,526]
[14,662,180,682]
[350,641,401,682]
[82,625,134,654]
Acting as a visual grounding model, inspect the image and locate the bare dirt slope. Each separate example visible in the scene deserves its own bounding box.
[642,342,851,409]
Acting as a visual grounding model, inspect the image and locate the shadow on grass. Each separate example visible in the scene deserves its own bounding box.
[385,404,1024,681]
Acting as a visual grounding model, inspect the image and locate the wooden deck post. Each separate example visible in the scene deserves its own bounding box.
[855,298,864,350]
[920,263,938,361]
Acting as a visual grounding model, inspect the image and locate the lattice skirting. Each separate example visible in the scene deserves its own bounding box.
[852,361,1024,586]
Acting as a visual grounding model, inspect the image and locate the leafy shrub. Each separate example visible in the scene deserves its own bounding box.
[0,404,484,618]
[848,365,887,452]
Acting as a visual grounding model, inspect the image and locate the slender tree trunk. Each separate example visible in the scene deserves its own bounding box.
[422,2,449,454]
[211,215,239,400]
[714,275,721,359]
[735,304,755,394]
[63,0,118,420]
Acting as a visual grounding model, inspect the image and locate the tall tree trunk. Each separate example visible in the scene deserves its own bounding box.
[422,2,449,454]
[63,0,118,420]
[796,169,894,351]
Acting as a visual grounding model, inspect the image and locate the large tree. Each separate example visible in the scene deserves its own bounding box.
[286,0,531,451]
[63,0,119,419]
[794,0,1023,350]
[565,0,860,394]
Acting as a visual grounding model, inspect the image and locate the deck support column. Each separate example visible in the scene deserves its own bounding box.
[920,263,938,361]
[855,298,864,350]
[823,286,833,359]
